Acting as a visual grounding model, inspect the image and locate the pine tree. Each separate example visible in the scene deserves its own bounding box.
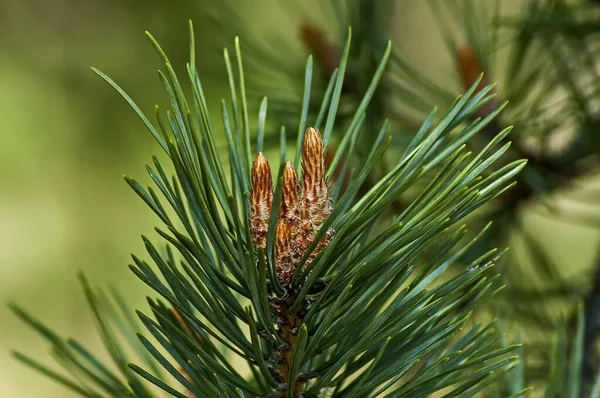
[204,0,600,394]
[9,21,532,397]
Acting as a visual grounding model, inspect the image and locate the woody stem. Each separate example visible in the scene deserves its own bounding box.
[278,300,304,397]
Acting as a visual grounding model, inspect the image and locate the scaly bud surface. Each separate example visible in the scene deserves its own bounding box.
[301,127,330,232]
[250,129,333,286]
[281,161,299,223]
[275,220,293,284]
[249,129,335,396]
[250,153,273,249]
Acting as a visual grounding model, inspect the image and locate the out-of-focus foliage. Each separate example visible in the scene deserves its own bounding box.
[495,306,600,398]
[0,1,216,396]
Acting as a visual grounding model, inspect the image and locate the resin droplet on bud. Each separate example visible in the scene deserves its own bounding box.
[250,153,273,249]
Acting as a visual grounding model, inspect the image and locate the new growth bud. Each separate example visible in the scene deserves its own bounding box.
[250,128,333,286]
[281,161,299,223]
[301,127,330,231]
[275,220,292,284]
[250,153,273,249]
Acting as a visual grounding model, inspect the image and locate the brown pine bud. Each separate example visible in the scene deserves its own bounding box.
[299,22,341,75]
[299,22,351,93]
[301,127,330,231]
[275,220,293,284]
[250,153,273,248]
[457,45,485,96]
[456,44,498,118]
[247,129,336,285]
[292,219,315,266]
[281,161,299,222]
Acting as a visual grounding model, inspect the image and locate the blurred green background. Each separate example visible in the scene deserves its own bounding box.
[0,1,218,396]
[2,1,599,396]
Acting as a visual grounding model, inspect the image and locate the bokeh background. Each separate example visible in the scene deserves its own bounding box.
[1,1,599,396]
[0,1,216,396]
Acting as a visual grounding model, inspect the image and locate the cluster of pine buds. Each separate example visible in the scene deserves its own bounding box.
[250,127,334,286]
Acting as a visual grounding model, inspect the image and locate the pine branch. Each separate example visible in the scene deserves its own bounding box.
[200,3,600,376]
[10,19,529,398]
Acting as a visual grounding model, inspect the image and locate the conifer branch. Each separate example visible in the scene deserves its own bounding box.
[10,19,529,398]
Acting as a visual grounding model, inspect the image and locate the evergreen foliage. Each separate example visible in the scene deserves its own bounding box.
[10,21,532,397]
[204,0,600,392]
[496,306,600,398]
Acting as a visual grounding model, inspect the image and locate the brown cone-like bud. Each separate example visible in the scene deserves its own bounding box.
[299,23,341,75]
[275,220,293,283]
[250,153,273,248]
[456,44,497,118]
[281,161,299,222]
[248,129,335,286]
[301,127,330,231]
[299,22,351,93]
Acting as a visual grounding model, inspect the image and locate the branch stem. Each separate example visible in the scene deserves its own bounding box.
[278,299,304,397]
